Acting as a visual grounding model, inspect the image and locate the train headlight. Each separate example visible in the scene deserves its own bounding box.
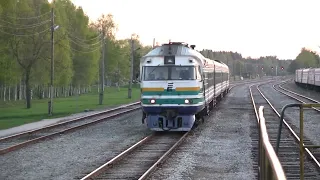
[184,99,190,104]
[150,99,156,104]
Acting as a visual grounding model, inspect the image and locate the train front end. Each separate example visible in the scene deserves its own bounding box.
[139,43,204,131]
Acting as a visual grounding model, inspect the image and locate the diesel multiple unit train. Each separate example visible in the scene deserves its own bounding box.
[139,42,230,131]
[295,68,320,91]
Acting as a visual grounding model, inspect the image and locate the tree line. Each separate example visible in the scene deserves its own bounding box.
[287,48,320,73]
[0,0,151,108]
[200,48,320,78]
[199,49,292,78]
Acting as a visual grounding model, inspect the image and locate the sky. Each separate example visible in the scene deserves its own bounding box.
[69,0,320,59]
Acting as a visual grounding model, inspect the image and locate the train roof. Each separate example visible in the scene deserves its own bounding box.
[296,67,320,70]
[142,42,228,69]
[296,68,320,72]
[143,42,203,57]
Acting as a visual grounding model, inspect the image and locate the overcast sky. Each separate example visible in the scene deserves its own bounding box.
[69,0,320,59]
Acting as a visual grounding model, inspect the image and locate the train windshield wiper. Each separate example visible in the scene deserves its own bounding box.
[146,64,160,79]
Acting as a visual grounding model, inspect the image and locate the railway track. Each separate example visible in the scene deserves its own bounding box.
[230,78,273,86]
[0,81,242,156]
[78,82,252,180]
[273,82,320,112]
[80,131,189,180]
[250,83,320,179]
[229,79,265,90]
[0,102,141,155]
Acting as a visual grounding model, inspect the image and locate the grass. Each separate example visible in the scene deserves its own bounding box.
[0,86,141,130]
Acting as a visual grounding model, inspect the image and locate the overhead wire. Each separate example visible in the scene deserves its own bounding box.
[58,42,101,53]
[0,10,102,53]
[0,19,51,29]
[68,39,102,52]
[3,11,51,20]
[45,14,104,53]
[0,17,52,36]
[0,12,52,38]
[0,9,52,27]
[68,32,102,42]
[0,28,51,37]
[69,46,101,53]
[68,37,102,47]
[59,26,102,43]
[61,26,103,51]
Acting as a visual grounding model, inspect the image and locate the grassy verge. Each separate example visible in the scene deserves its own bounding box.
[0,87,140,130]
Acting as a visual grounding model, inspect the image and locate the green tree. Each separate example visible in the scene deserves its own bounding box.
[1,0,51,108]
[295,48,318,68]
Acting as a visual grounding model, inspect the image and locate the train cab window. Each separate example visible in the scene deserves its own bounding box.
[143,66,196,81]
[157,72,166,80]
[171,66,196,80]
[144,66,169,80]
[147,74,155,80]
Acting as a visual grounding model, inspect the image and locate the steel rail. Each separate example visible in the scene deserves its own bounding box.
[80,135,153,180]
[278,82,320,104]
[272,82,320,112]
[0,103,141,155]
[80,132,189,180]
[138,131,189,180]
[0,101,140,141]
[249,83,287,180]
[256,83,320,168]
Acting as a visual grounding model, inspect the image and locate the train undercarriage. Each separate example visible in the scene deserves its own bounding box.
[142,88,229,131]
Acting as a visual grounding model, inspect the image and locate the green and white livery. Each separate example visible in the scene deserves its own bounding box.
[139,42,229,131]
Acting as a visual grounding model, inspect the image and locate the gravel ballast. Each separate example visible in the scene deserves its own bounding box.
[0,102,139,138]
[1,83,263,180]
[259,82,320,147]
[148,84,256,180]
[0,110,151,180]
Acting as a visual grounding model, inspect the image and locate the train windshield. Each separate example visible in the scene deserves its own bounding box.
[143,66,199,81]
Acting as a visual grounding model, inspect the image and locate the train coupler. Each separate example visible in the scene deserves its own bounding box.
[146,115,195,131]
[142,112,146,124]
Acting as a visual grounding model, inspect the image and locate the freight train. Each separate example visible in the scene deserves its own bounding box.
[295,68,320,91]
[139,42,230,131]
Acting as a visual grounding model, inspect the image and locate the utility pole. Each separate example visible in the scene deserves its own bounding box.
[233,60,235,81]
[128,38,134,99]
[97,72,99,93]
[275,66,278,81]
[117,59,120,91]
[239,61,242,80]
[48,5,54,116]
[99,30,105,105]
[318,46,320,67]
